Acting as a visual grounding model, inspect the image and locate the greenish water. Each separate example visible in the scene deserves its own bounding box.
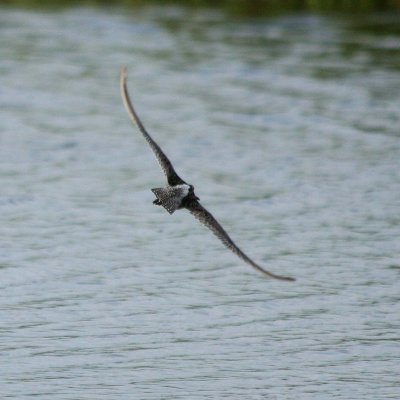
[1,4,400,400]
[2,0,400,15]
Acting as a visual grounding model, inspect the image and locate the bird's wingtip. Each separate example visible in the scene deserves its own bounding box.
[120,66,128,81]
[269,274,296,282]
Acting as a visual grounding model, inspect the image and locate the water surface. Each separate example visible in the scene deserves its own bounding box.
[1,6,400,399]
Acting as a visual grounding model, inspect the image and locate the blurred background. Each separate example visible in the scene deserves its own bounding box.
[1,1,400,399]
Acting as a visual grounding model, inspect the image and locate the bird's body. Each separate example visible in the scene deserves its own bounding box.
[151,184,194,214]
[120,67,295,282]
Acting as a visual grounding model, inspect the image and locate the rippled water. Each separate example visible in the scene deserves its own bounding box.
[1,5,400,399]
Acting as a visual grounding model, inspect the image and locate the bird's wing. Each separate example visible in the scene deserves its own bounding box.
[120,67,186,186]
[186,201,295,281]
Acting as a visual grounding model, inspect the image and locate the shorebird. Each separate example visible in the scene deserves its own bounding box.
[120,67,295,281]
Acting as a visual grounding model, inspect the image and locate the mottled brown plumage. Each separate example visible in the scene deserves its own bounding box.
[120,67,295,282]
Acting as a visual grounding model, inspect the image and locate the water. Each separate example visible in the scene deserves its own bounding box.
[1,5,400,399]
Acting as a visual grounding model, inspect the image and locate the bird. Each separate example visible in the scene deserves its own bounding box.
[119,67,295,282]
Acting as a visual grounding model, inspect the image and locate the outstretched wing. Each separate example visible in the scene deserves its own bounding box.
[120,67,186,186]
[186,201,295,281]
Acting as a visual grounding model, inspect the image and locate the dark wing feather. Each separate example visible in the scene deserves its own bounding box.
[186,201,295,281]
[120,67,186,186]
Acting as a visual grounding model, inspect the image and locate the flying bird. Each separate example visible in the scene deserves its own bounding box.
[119,67,295,282]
